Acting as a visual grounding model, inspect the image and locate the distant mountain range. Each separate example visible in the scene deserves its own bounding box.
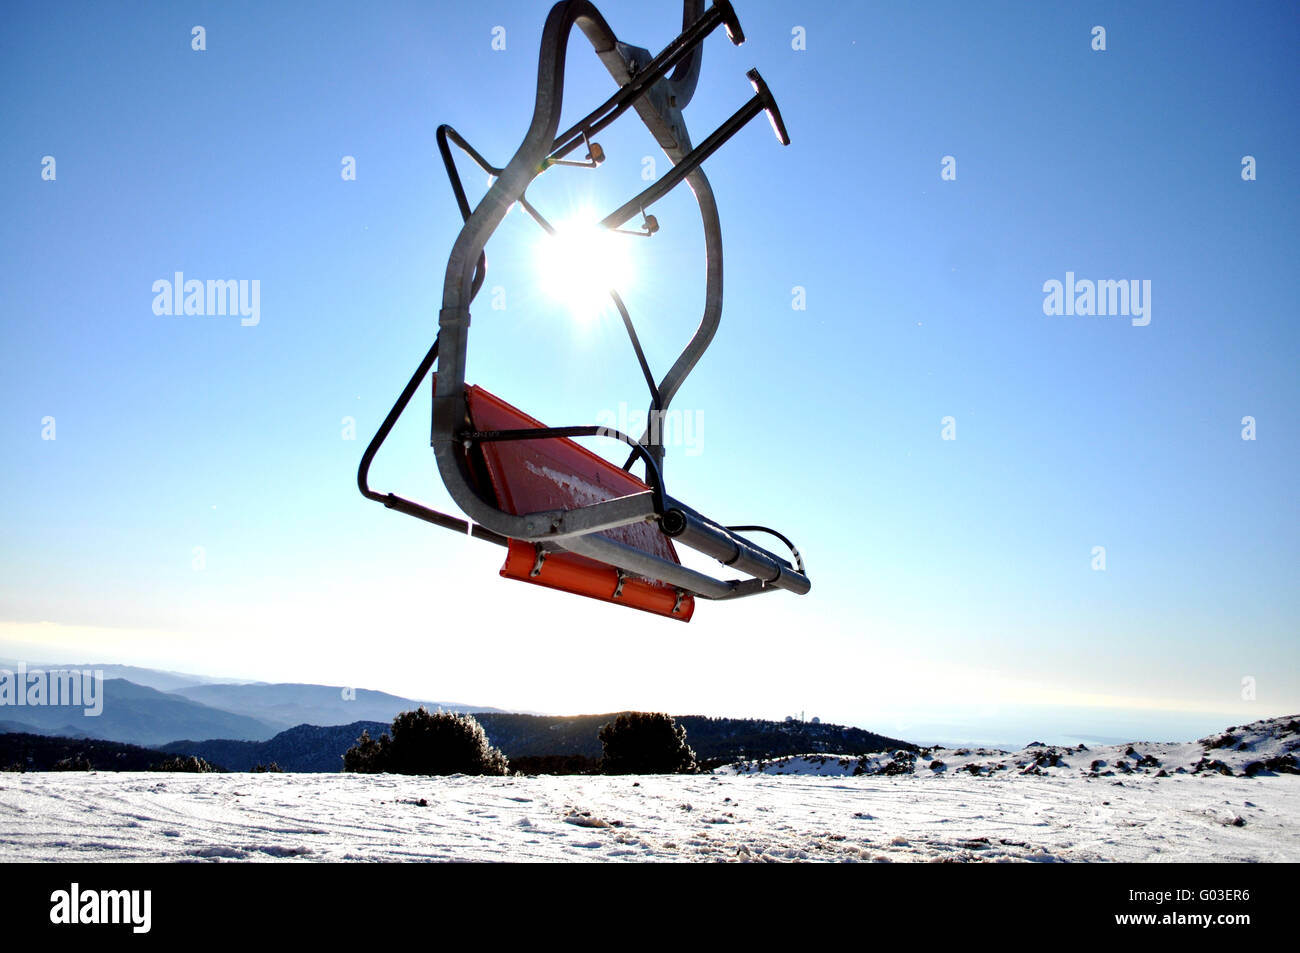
[168,682,499,732]
[0,659,230,694]
[0,661,917,766]
[159,722,389,771]
[0,662,502,746]
[0,679,275,746]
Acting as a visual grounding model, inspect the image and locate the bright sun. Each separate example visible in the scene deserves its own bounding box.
[536,210,634,322]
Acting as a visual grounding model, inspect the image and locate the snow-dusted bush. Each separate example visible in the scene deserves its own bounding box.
[342,728,387,773]
[53,755,92,771]
[599,712,697,775]
[343,709,508,776]
[153,755,216,773]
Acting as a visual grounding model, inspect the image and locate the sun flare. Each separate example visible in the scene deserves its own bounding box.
[536,210,634,322]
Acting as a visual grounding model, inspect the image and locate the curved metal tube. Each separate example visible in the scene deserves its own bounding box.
[433,0,724,540]
[595,22,722,472]
[668,0,705,108]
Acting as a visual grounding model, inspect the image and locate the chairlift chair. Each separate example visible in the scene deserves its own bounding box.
[358,0,811,621]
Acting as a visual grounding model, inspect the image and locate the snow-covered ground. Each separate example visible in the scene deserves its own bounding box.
[1,716,1296,862]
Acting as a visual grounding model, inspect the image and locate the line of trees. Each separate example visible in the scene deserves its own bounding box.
[342,708,697,777]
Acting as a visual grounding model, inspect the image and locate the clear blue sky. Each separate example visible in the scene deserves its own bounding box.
[2,1,1296,745]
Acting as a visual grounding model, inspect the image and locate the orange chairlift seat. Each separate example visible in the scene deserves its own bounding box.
[357,0,810,621]
[468,384,696,621]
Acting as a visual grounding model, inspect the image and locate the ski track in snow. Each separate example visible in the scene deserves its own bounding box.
[1,770,1296,863]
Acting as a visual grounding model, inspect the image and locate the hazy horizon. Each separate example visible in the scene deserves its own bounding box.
[1,636,1282,751]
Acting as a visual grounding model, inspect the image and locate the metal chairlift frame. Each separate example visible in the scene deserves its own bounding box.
[359,0,811,614]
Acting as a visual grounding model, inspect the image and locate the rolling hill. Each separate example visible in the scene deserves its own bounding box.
[169,682,501,731]
[0,679,277,746]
